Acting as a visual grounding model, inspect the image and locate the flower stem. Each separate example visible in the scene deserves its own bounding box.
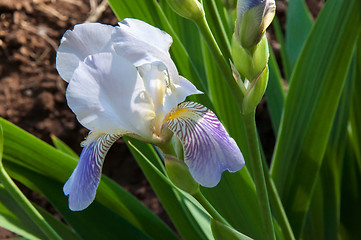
[242,111,276,240]
[0,163,62,240]
[262,159,295,240]
[194,16,244,106]
[192,191,229,226]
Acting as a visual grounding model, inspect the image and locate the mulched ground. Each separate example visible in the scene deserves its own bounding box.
[0,0,323,238]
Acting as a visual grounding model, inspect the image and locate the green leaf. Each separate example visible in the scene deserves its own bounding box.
[302,57,355,240]
[349,35,361,168]
[265,47,285,133]
[339,35,361,240]
[125,137,207,240]
[3,161,152,240]
[285,0,313,75]
[339,138,361,239]
[0,118,177,240]
[0,184,45,240]
[0,183,80,240]
[0,123,62,240]
[270,0,361,237]
[50,135,78,158]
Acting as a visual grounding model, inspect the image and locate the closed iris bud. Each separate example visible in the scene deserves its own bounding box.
[242,65,269,115]
[165,155,199,195]
[231,33,269,82]
[166,0,205,21]
[235,0,275,50]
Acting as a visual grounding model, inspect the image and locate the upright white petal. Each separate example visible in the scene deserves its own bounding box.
[56,23,114,82]
[137,62,167,113]
[66,52,155,139]
[112,18,179,85]
[117,18,173,52]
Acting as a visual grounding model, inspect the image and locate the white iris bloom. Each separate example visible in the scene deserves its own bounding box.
[56,18,244,211]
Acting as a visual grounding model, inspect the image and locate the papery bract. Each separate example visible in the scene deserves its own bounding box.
[56,18,244,211]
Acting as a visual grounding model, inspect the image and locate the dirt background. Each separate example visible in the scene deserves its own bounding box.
[0,0,323,238]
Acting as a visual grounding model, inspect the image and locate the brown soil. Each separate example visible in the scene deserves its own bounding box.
[0,0,324,238]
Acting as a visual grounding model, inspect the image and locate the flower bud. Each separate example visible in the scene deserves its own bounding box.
[211,219,252,240]
[242,65,269,114]
[166,0,205,21]
[231,33,269,81]
[165,155,199,195]
[235,0,275,49]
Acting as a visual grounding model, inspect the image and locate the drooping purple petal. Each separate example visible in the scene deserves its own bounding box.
[166,102,244,187]
[64,133,120,211]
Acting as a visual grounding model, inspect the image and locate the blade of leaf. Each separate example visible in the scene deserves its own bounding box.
[0,118,177,240]
[270,0,361,237]
[50,135,78,158]
[0,184,45,240]
[265,47,285,133]
[285,0,313,75]
[0,124,61,240]
[0,184,80,240]
[3,161,152,240]
[339,34,361,240]
[339,137,361,240]
[125,137,208,240]
[301,57,355,240]
[349,35,361,168]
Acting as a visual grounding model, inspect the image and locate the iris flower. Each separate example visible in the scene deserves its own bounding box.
[56,18,244,211]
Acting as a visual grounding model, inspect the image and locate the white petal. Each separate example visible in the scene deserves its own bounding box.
[137,62,167,112]
[66,52,155,139]
[166,102,244,187]
[117,18,173,52]
[111,18,179,85]
[163,76,203,114]
[56,23,114,82]
[64,133,121,211]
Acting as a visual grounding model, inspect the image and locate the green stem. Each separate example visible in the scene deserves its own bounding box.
[192,191,229,226]
[0,164,62,240]
[261,155,295,240]
[194,15,244,106]
[243,112,276,240]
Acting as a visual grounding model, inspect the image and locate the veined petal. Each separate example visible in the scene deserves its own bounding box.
[66,52,155,139]
[64,133,121,211]
[165,102,244,187]
[112,18,179,85]
[56,23,114,82]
